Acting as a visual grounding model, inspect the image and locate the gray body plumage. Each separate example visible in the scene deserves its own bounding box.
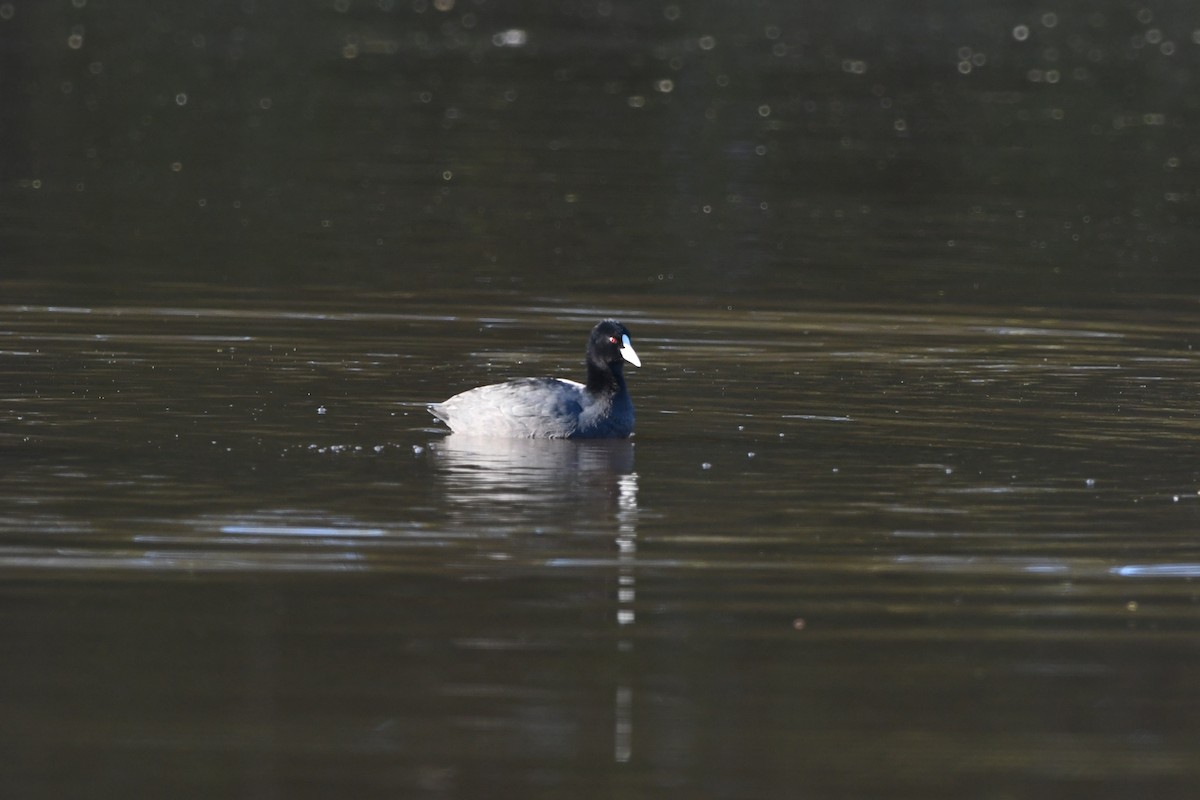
[428,319,640,440]
[429,376,634,439]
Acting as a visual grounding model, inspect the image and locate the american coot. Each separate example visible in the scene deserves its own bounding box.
[429,319,641,439]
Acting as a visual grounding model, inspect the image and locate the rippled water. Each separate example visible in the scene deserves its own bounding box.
[5,293,1200,796]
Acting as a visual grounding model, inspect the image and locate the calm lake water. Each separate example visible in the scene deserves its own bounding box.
[5,1,1200,798]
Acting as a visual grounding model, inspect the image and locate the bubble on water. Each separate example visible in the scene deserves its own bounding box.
[1013,24,1030,41]
[747,452,756,459]
[412,445,424,455]
[1085,478,1096,488]
[701,462,712,470]
[737,425,744,431]
[317,405,327,415]
[374,445,384,453]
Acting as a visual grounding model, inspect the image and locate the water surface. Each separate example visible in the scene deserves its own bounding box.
[6,295,1200,798]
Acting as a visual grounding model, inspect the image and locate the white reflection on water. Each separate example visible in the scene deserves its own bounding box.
[431,433,641,764]
[1113,564,1200,578]
[432,435,635,527]
[614,470,639,764]
[220,523,386,537]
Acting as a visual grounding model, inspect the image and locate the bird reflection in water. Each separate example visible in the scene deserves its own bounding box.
[431,435,636,524]
[429,434,639,764]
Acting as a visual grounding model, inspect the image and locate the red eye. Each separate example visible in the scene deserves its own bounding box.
[608,336,618,343]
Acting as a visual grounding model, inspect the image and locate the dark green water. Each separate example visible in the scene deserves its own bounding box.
[4,2,1200,798]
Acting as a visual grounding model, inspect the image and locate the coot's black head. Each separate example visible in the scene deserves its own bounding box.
[588,319,641,371]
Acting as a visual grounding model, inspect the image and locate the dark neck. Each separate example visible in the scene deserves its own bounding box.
[586,358,625,396]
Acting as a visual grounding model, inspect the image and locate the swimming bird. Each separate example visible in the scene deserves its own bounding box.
[428,319,641,438]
